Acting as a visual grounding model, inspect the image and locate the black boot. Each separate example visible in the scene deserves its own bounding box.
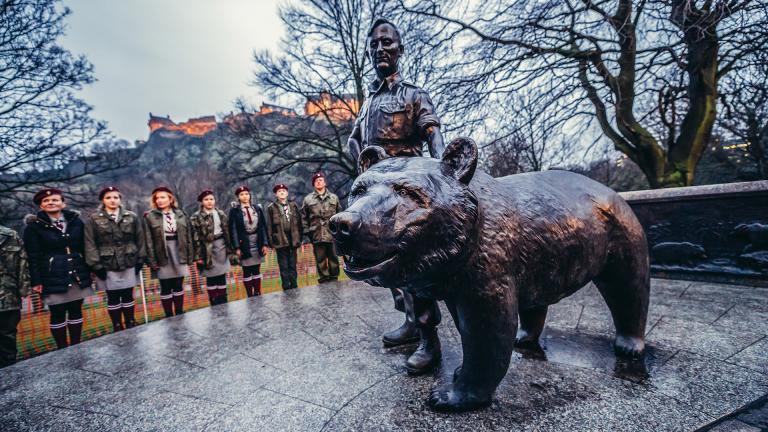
[405,327,441,375]
[382,318,419,347]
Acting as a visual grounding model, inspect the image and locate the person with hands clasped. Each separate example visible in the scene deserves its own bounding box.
[23,188,93,349]
[228,185,268,297]
[190,190,233,305]
[84,186,146,332]
[143,187,192,317]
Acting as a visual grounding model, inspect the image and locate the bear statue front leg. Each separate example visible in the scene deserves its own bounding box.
[515,305,548,349]
[429,293,517,412]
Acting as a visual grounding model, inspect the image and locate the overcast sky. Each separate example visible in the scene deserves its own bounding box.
[63,0,283,142]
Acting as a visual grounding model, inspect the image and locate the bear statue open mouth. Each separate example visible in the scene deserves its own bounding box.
[343,252,399,277]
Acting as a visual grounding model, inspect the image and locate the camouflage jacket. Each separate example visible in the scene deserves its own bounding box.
[189,208,233,269]
[84,206,146,272]
[301,190,341,243]
[0,225,30,312]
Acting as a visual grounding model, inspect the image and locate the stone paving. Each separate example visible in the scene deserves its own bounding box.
[1,279,767,431]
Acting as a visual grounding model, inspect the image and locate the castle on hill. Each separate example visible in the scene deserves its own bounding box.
[148,94,359,136]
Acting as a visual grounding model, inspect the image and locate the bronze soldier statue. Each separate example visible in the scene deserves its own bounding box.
[347,18,444,374]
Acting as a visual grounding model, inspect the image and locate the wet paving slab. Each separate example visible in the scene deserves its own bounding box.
[1,279,767,431]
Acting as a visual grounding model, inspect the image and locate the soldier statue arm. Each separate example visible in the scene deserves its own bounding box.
[348,117,363,170]
[427,126,445,159]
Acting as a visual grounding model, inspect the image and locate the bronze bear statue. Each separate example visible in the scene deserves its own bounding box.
[330,137,650,412]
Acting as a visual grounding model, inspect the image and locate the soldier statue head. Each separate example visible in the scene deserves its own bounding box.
[367,18,403,80]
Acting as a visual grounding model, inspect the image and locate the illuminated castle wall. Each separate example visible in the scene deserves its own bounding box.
[148,114,218,136]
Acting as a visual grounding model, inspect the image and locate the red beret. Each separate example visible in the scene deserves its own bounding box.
[234,185,250,195]
[273,183,288,193]
[33,188,63,205]
[312,172,325,183]
[98,186,120,201]
[151,186,173,196]
[197,189,214,202]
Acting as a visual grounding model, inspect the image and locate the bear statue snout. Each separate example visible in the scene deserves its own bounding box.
[329,211,360,244]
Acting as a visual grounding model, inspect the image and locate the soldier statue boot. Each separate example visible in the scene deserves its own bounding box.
[382,288,419,347]
[405,295,442,375]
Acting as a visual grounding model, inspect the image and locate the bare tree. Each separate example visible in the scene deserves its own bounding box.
[718,40,768,179]
[230,0,482,194]
[401,0,768,188]
[0,0,134,223]
[481,95,576,176]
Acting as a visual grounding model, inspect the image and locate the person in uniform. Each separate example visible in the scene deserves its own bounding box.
[301,172,341,284]
[347,18,445,374]
[143,187,192,317]
[23,188,94,349]
[228,185,268,297]
[84,186,146,332]
[190,189,233,305]
[0,224,30,366]
[266,183,303,290]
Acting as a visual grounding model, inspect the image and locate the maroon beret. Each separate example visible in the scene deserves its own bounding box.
[151,186,173,196]
[311,172,325,183]
[273,183,288,193]
[234,185,250,195]
[98,186,120,201]
[33,188,63,205]
[197,189,214,202]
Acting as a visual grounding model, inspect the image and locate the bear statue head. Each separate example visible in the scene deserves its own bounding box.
[330,138,480,294]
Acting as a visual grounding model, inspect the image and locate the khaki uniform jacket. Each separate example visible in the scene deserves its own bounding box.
[301,190,341,243]
[84,206,146,272]
[189,208,233,269]
[266,200,303,249]
[0,226,30,312]
[143,208,193,267]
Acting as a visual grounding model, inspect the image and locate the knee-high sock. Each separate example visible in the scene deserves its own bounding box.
[49,304,68,349]
[160,293,173,317]
[67,317,83,345]
[172,291,184,314]
[67,300,84,345]
[172,279,184,314]
[121,300,136,328]
[106,290,123,330]
[242,275,253,297]
[107,302,123,330]
[253,274,262,296]
[49,321,68,349]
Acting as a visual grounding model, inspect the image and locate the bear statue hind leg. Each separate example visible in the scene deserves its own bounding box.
[429,297,516,412]
[593,253,650,359]
[515,305,548,350]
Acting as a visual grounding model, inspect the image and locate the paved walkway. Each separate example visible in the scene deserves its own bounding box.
[1,279,766,431]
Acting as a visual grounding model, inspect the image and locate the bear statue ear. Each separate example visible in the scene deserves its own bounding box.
[440,137,478,185]
[358,146,389,174]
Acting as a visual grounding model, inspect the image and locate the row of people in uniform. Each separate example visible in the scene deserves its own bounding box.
[0,171,342,366]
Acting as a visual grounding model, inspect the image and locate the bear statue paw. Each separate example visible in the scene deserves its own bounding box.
[428,384,492,412]
[514,334,543,350]
[614,335,645,359]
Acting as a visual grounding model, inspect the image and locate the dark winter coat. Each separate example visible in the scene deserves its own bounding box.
[143,208,194,267]
[84,206,146,272]
[228,203,267,260]
[22,210,93,295]
[266,200,303,249]
[189,208,233,269]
